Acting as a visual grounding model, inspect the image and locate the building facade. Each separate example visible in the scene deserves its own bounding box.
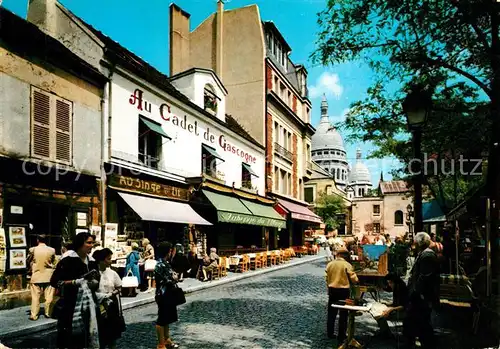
[169,2,321,247]
[311,96,349,190]
[0,7,106,306]
[351,180,410,238]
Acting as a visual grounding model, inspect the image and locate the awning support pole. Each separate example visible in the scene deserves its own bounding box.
[486,198,492,298]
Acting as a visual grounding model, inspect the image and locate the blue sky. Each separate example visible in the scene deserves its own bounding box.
[3,0,399,185]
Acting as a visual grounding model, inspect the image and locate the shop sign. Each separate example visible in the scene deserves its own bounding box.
[109,175,189,201]
[218,212,286,229]
[128,88,258,164]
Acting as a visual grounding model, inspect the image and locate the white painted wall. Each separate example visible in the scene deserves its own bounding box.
[110,73,265,194]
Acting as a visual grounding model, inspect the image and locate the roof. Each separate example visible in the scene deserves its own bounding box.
[379,180,409,194]
[0,8,106,87]
[69,9,263,149]
[170,67,228,95]
[262,21,291,52]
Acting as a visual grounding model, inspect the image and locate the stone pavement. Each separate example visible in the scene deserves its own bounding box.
[0,252,325,342]
[4,257,492,349]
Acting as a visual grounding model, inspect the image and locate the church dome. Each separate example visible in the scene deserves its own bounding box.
[349,149,372,185]
[311,95,345,152]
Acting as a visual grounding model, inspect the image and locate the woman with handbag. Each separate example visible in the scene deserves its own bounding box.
[94,248,124,349]
[50,233,101,349]
[141,239,155,291]
[155,242,184,349]
[125,243,141,286]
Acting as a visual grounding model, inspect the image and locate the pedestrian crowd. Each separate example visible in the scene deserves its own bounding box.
[325,231,441,349]
[24,232,185,349]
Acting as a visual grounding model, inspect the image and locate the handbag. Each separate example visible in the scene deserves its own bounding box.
[116,293,126,333]
[144,259,157,272]
[170,284,186,306]
[122,270,139,288]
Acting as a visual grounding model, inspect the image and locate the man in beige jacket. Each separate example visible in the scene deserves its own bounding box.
[325,248,358,342]
[29,235,56,320]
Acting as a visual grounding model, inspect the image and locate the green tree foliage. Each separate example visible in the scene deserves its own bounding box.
[312,0,497,211]
[315,193,347,230]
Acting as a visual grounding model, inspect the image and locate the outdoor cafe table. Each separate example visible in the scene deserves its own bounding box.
[331,302,372,349]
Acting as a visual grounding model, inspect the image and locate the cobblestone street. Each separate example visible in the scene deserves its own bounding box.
[2,259,486,349]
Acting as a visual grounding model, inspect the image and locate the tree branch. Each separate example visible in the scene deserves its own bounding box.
[423,57,492,96]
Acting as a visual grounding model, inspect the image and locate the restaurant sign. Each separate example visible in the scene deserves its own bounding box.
[109,175,189,201]
[218,212,286,229]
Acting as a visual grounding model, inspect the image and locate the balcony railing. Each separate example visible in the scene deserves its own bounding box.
[242,180,253,190]
[203,168,225,182]
[274,142,293,162]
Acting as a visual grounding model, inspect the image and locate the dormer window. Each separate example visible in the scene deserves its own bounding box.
[204,84,219,115]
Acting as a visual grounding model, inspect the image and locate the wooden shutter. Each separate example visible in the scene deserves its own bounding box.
[31,89,51,158]
[55,98,72,163]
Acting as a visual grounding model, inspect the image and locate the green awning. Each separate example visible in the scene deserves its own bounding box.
[240,199,286,228]
[242,163,259,177]
[202,190,285,228]
[202,144,224,161]
[140,116,171,139]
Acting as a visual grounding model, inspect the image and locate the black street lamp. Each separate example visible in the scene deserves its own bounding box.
[403,84,432,233]
[406,204,414,238]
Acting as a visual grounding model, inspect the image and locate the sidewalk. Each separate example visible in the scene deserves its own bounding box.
[0,252,326,340]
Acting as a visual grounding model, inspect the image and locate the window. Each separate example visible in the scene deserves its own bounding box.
[242,163,252,189]
[274,76,279,93]
[280,169,286,194]
[204,85,219,114]
[287,132,291,151]
[274,122,279,143]
[287,173,292,195]
[274,166,279,191]
[373,223,381,234]
[31,87,72,164]
[299,179,303,200]
[202,144,218,177]
[306,144,311,161]
[395,210,404,225]
[280,83,286,102]
[288,91,292,106]
[139,117,163,169]
[305,187,314,203]
[373,205,381,215]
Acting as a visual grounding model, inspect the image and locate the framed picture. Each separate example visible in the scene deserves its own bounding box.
[105,223,118,238]
[9,249,27,270]
[91,226,102,241]
[8,226,27,248]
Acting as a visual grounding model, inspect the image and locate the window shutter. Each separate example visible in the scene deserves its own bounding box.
[55,98,72,163]
[32,89,51,158]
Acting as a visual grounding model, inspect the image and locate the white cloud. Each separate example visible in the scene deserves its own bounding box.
[309,72,344,99]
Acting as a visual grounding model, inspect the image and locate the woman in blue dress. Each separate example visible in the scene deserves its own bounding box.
[125,242,141,284]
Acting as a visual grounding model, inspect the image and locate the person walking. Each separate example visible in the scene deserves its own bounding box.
[154,242,180,349]
[125,242,141,286]
[325,247,359,342]
[94,248,123,349]
[141,238,155,291]
[404,232,440,349]
[29,234,56,320]
[50,233,101,349]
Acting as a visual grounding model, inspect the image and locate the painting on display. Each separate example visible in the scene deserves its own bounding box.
[9,249,27,270]
[8,226,27,248]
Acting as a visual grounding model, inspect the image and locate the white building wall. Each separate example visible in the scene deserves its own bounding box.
[110,73,265,194]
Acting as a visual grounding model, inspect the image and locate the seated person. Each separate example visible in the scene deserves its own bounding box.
[202,248,219,281]
[373,273,409,338]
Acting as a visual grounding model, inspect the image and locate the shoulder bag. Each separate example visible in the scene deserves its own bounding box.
[122,270,139,288]
[144,259,157,272]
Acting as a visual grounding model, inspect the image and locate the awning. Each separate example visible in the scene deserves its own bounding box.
[139,116,171,139]
[202,190,286,228]
[446,185,486,221]
[240,199,286,228]
[277,199,323,224]
[242,163,259,177]
[118,192,211,225]
[423,201,446,224]
[202,144,224,161]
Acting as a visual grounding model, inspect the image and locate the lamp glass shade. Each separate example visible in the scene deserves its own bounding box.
[402,87,432,127]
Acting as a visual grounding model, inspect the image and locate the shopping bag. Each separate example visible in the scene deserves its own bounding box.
[122,270,139,288]
[144,259,157,272]
[171,285,186,306]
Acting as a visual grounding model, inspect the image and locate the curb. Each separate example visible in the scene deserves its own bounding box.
[1,254,325,340]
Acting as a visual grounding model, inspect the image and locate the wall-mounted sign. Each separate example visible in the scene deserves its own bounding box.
[10,206,23,215]
[109,175,189,201]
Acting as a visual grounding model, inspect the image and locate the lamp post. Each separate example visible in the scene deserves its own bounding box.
[403,85,432,233]
[406,204,414,239]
